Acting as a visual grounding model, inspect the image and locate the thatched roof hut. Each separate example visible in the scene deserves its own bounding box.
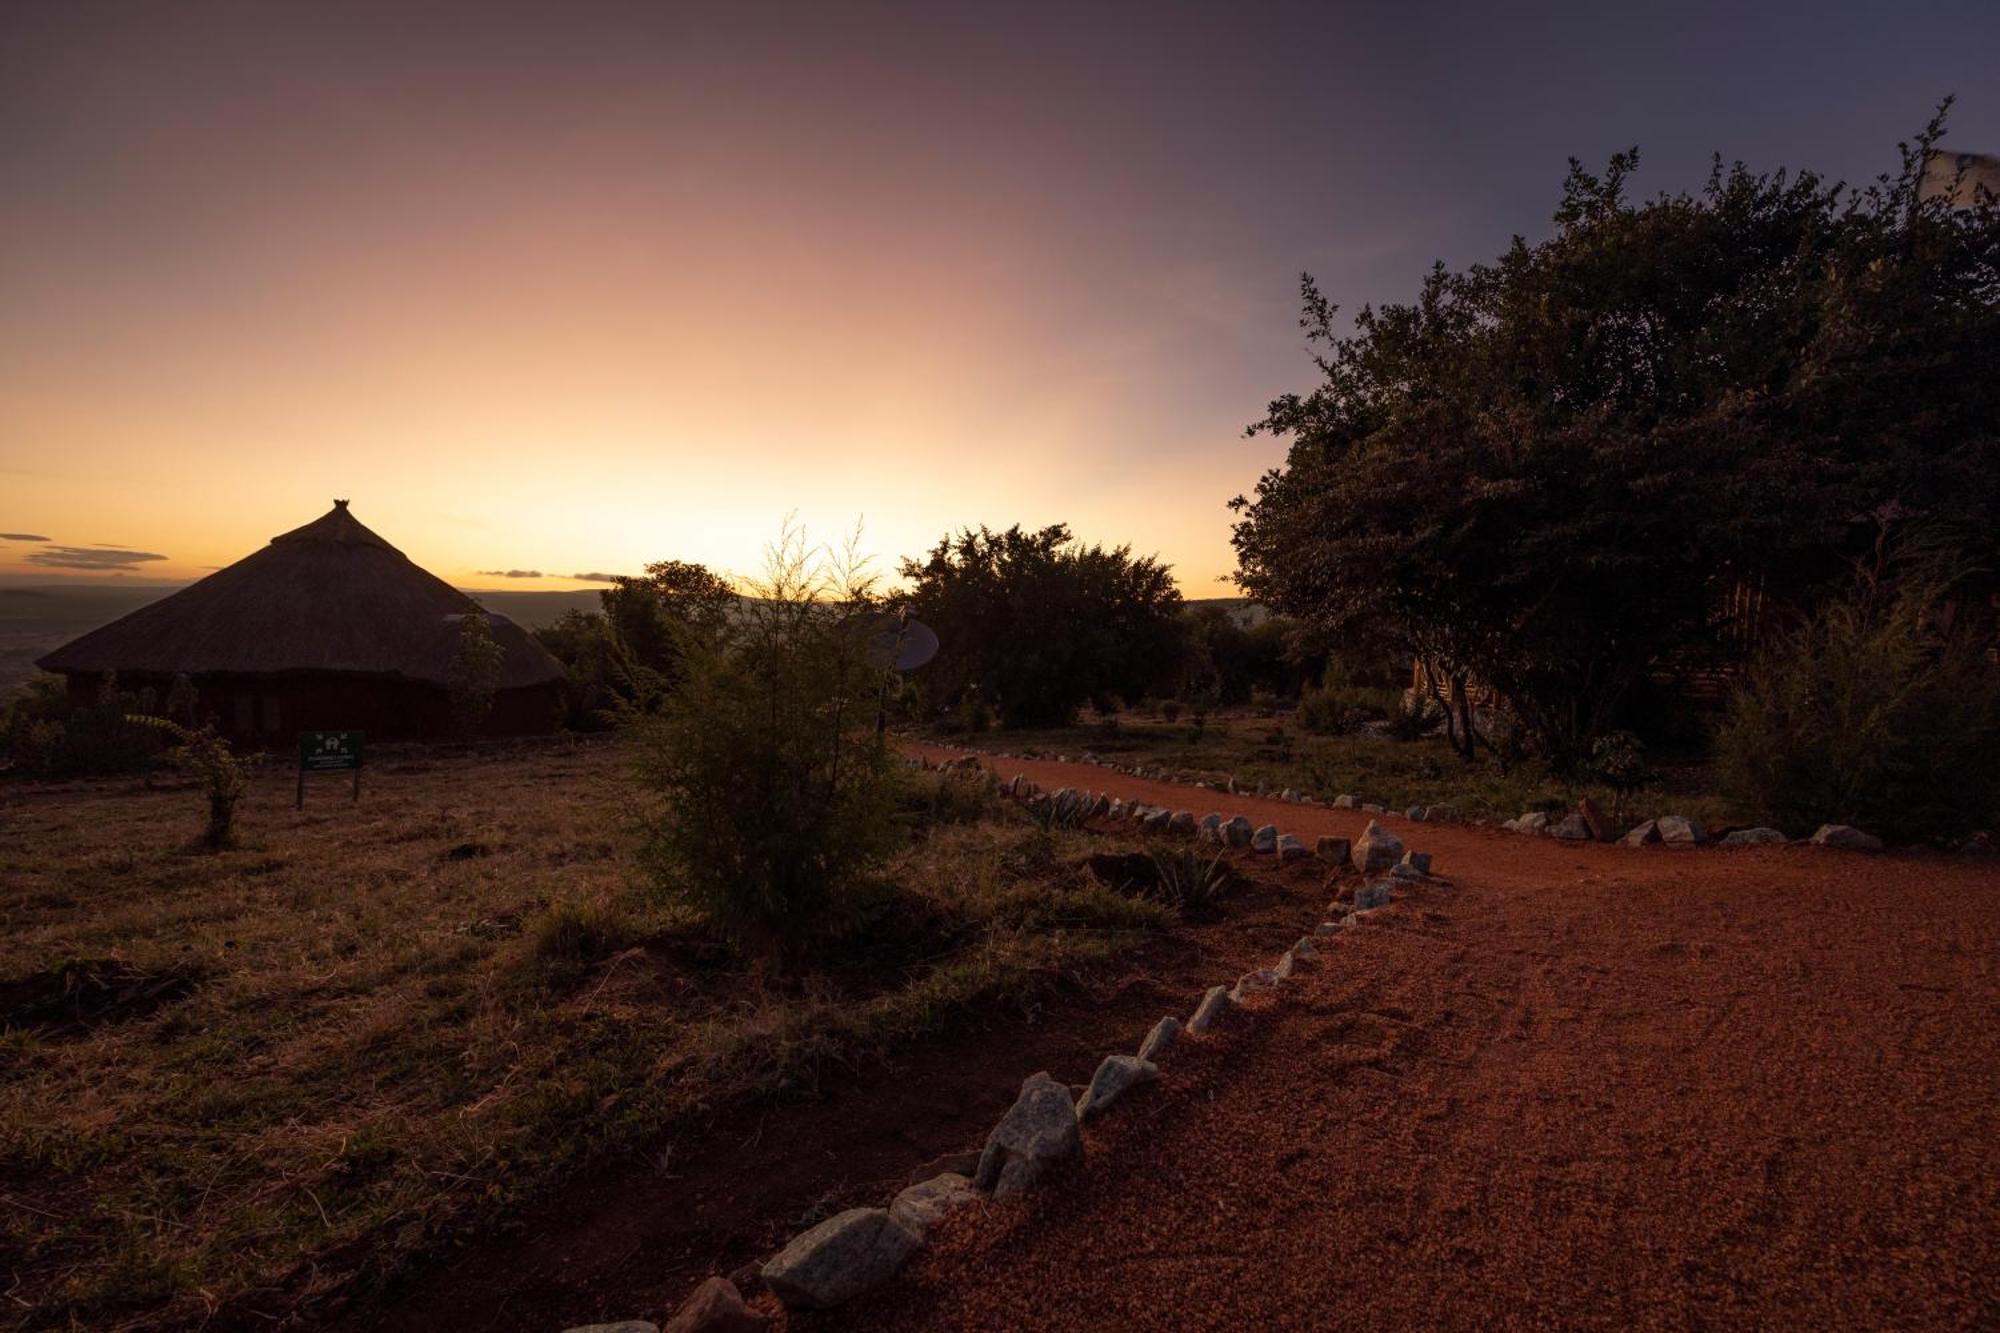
[38,501,564,739]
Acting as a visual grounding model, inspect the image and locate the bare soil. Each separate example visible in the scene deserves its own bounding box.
[777,747,2000,1330]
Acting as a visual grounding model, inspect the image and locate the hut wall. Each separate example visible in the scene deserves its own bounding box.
[62,672,560,743]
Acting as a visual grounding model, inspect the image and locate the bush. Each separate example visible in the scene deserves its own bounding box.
[125,717,248,848]
[1295,687,1363,736]
[1147,847,1235,911]
[447,605,504,740]
[898,765,999,831]
[633,528,903,966]
[1717,571,2000,843]
[1386,694,1442,742]
[2,674,166,779]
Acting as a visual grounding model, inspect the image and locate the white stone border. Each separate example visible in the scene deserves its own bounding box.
[618,754,1444,1330]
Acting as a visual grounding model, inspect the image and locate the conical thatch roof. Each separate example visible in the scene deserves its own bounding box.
[38,501,564,690]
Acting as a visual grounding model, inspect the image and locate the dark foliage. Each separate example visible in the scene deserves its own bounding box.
[1232,104,2000,765]
[898,524,1183,728]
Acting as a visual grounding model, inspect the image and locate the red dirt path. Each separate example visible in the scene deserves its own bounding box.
[780,746,2000,1330]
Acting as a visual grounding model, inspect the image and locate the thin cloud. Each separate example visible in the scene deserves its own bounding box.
[476,568,545,579]
[25,545,168,570]
[0,532,52,542]
[570,571,628,584]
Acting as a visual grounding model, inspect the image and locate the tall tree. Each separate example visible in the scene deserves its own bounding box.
[1232,105,2000,763]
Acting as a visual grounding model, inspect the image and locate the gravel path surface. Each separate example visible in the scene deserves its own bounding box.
[783,747,2000,1330]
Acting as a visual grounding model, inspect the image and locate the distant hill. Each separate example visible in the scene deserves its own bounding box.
[458,588,607,630]
[1185,596,1266,627]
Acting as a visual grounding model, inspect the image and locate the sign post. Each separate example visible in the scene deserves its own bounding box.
[297,731,364,809]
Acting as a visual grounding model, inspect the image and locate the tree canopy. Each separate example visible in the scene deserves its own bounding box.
[898,524,1183,728]
[1231,105,2000,761]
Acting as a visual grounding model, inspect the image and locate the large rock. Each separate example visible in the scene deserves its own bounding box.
[1230,967,1280,1002]
[1137,1015,1182,1062]
[1316,835,1352,866]
[1075,1054,1157,1120]
[1622,819,1661,846]
[1404,805,1427,821]
[1142,808,1173,834]
[1550,812,1593,841]
[1187,985,1232,1033]
[1224,815,1254,848]
[973,1072,1081,1199]
[1399,850,1432,876]
[1350,820,1405,874]
[1332,794,1357,809]
[1720,827,1788,847]
[1657,815,1705,847]
[1250,824,1279,853]
[663,1277,767,1333]
[760,1208,921,1310]
[1168,810,1197,836]
[1812,824,1884,852]
[1276,833,1309,862]
[1354,880,1393,910]
[1198,813,1224,843]
[1515,811,1550,835]
[1578,796,1609,842]
[889,1173,981,1238]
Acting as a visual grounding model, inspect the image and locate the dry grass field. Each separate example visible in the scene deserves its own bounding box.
[0,742,1174,1330]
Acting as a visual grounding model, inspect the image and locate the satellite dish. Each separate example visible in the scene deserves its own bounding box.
[862,612,939,672]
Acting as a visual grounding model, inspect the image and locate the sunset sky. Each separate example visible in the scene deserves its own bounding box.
[4,1,1998,593]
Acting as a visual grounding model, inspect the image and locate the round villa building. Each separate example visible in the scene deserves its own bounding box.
[37,501,565,740]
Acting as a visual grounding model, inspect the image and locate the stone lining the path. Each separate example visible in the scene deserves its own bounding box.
[615,751,1448,1330]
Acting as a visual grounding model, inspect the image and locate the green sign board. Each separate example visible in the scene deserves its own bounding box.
[297,731,364,807]
[300,731,363,771]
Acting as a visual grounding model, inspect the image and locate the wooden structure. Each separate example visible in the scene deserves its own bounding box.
[37,501,564,741]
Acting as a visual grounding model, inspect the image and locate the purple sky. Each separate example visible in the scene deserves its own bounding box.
[3,1,1996,589]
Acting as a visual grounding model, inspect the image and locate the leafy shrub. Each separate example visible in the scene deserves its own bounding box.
[2,674,166,779]
[899,765,999,830]
[633,528,903,966]
[1296,687,1364,736]
[447,605,504,740]
[1717,571,2000,842]
[125,717,248,848]
[1386,694,1442,742]
[1147,847,1235,911]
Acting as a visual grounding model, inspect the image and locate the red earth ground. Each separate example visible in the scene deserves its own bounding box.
[774,747,2000,1330]
[362,746,1999,1331]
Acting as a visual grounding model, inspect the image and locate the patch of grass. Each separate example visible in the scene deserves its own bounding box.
[977,709,1736,830]
[0,738,1182,1330]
